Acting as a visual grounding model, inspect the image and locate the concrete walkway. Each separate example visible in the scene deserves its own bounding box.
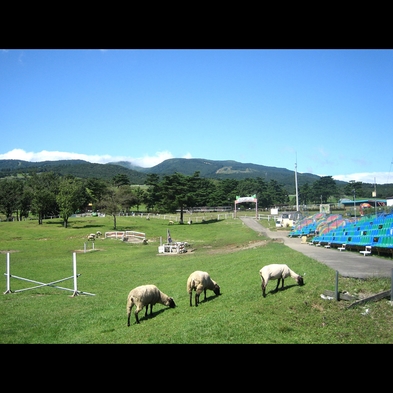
[240,217,393,279]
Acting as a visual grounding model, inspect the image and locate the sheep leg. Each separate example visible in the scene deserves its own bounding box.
[262,278,266,297]
[135,311,140,324]
[195,284,204,306]
[274,279,281,292]
[189,292,193,307]
[127,302,133,326]
[203,288,207,301]
[132,304,144,324]
[281,278,285,290]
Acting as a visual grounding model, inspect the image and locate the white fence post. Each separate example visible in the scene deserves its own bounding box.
[4,253,11,294]
[72,252,78,296]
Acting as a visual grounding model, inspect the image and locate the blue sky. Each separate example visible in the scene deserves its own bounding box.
[1,49,392,184]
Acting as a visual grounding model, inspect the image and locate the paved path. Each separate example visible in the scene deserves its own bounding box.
[240,217,393,279]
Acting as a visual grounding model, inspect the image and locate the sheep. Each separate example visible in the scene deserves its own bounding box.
[168,220,174,225]
[259,264,304,298]
[96,231,102,237]
[126,284,176,326]
[187,270,220,307]
[87,233,96,241]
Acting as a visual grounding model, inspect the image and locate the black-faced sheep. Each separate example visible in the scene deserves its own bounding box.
[87,233,96,241]
[96,231,102,237]
[259,264,304,298]
[187,270,220,307]
[126,284,176,326]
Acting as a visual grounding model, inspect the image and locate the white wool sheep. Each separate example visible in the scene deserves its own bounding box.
[259,264,304,298]
[87,233,96,241]
[168,220,174,225]
[126,284,176,326]
[187,270,220,307]
[96,231,102,237]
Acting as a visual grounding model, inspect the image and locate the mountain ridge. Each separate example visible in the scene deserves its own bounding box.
[0,157,345,194]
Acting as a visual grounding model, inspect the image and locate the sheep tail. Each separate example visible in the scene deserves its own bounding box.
[188,278,196,293]
[127,296,135,313]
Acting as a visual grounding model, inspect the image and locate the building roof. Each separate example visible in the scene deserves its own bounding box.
[340,199,386,206]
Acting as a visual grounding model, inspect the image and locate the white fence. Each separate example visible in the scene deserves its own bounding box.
[4,252,95,296]
[105,231,146,241]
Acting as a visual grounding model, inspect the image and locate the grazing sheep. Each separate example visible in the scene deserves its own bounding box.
[259,264,304,298]
[187,270,220,307]
[87,233,96,241]
[96,231,102,237]
[168,220,174,225]
[126,284,176,326]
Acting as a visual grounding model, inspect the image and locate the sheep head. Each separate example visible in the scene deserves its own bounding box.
[167,297,176,308]
[297,276,304,286]
[213,284,221,296]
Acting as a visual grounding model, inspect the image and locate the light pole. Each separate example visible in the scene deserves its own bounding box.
[353,189,356,219]
[295,155,299,212]
[372,177,377,215]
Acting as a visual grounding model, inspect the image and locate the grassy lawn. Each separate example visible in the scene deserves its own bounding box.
[1,213,392,344]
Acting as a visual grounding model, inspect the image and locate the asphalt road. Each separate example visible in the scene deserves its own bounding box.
[240,217,393,279]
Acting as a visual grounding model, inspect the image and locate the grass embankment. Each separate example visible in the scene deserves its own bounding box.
[0,214,392,344]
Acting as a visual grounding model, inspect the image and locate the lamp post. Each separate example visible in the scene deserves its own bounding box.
[353,189,356,220]
[372,177,377,215]
[295,155,299,212]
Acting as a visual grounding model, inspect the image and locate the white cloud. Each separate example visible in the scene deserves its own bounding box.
[332,172,393,185]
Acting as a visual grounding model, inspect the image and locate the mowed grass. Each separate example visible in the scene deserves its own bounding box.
[0,214,392,344]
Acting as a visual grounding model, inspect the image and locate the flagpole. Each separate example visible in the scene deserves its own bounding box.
[295,152,299,212]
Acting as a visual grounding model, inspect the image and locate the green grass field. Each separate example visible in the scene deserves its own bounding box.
[1,213,392,343]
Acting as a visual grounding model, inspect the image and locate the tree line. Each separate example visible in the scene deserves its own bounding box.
[0,170,387,229]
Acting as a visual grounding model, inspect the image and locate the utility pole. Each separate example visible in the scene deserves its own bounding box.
[295,153,299,212]
[353,188,356,220]
[372,177,377,215]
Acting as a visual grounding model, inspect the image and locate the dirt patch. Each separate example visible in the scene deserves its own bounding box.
[0,250,18,254]
[74,248,104,253]
[123,237,146,243]
[205,239,271,255]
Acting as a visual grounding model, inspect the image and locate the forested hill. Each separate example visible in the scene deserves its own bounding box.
[0,159,147,184]
[0,157,342,193]
[114,158,323,189]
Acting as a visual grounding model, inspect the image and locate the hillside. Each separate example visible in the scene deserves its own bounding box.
[114,158,324,193]
[0,159,147,184]
[2,158,392,198]
[0,157,345,194]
